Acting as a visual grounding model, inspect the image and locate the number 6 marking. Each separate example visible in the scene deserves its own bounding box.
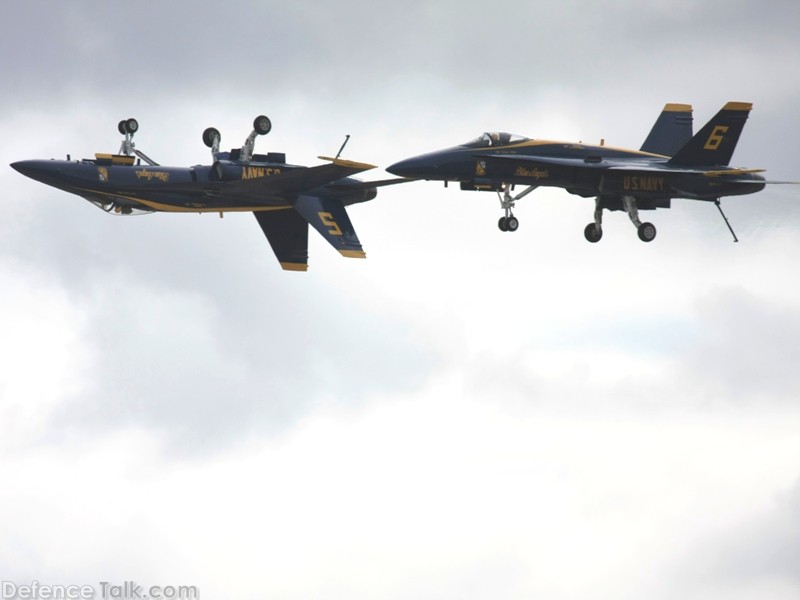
[704,125,729,151]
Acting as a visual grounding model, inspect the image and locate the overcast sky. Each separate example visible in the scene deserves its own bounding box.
[2,1,800,599]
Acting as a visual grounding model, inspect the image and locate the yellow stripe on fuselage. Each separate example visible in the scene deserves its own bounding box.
[73,186,291,213]
[476,138,668,159]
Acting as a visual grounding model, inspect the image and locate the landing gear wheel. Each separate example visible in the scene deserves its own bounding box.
[506,216,519,232]
[118,120,127,135]
[584,223,602,243]
[498,217,509,232]
[202,127,221,148]
[124,118,138,134]
[638,222,657,242]
[253,115,272,136]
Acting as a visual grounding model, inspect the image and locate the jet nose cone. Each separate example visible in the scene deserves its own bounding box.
[387,155,440,179]
[10,159,65,185]
[11,160,50,182]
[386,158,416,177]
[10,160,34,177]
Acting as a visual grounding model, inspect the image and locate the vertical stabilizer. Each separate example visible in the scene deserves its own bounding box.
[669,102,752,167]
[640,103,693,156]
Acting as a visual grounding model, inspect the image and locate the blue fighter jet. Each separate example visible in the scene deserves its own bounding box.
[388,102,793,242]
[12,115,394,271]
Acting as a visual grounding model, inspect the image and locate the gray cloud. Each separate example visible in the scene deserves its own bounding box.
[34,220,437,454]
[663,478,800,596]
[3,2,800,597]
[679,288,800,405]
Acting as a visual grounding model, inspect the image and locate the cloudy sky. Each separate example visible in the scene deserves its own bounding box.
[2,1,799,598]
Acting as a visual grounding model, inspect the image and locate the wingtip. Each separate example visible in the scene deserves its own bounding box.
[339,249,367,259]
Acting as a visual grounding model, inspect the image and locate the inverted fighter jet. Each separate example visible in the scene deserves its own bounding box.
[388,102,791,242]
[12,115,390,270]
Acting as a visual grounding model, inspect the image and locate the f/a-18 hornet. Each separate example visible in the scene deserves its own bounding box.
[388,102,791,242]
[12,115,393,271]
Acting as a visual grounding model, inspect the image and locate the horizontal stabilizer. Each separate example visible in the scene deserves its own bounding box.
[254,209,309,271]
[334,177,414,190]
[293,195,366,259]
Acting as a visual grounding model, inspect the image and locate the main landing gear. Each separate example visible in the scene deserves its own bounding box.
[203,114,272,161]
[496,184,537,232]
[584,195,656,243]
[116,117,159,166]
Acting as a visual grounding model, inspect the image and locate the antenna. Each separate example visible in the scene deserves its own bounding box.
[334,135,351,160]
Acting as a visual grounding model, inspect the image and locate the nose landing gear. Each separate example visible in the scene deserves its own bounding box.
[496,184,537,232]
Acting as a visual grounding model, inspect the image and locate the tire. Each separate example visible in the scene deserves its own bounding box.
[638,222,657,242]
[506,216,519,232]
[202,127,221,148]
[253,115,272,135]
[125,118,138,134]
[118,120,127,135]
[584,223,602,243]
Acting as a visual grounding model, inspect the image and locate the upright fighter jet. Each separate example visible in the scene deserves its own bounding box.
[389,102,792,242]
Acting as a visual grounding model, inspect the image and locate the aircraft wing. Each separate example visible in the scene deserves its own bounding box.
[332,177,414,190]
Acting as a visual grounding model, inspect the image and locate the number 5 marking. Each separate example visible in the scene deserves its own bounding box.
[318,211,343,236]
[704,125,729,151]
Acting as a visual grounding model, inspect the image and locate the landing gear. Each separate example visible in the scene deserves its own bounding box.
[240,114,272,162]
[623,195,656,243]
[202,114,271,161]
[115,118,158,166]
[584,223,602,242]
[496,184,536,232]
[498,216,519,232]
[637,222,657,242]
[584,195,656,243]
[118,118,138,135]
[584,196,604,242]
[253,115,272,136]
[202,127,221,155]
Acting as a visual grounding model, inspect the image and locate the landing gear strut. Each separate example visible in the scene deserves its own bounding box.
[584,197,604,242]
[623,195,656,242]
[116,118,159,166]
[202,114,272,162]
[496,184,537,232]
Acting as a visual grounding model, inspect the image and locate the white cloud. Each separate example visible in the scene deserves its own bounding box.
[1,383,798,599]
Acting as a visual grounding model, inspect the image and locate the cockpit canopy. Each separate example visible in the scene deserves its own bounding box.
[463,132,530,148]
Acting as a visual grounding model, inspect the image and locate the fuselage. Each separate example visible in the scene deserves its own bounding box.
[387,134,766,202]
[11,151,375,216]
